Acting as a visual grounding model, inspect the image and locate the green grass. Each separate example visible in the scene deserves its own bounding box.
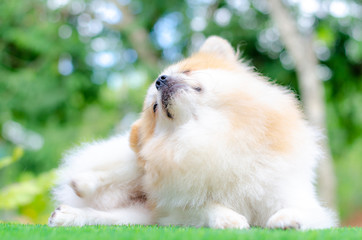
[0,224,361,240]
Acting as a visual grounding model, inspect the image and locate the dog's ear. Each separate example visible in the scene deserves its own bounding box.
[130,119,141,153]
[199,36,236,61]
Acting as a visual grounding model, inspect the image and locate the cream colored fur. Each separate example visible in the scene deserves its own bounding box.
[49,134,152,226]
[49,36,337,229]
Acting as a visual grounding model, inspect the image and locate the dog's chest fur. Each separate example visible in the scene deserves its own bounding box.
[140,115,287,224]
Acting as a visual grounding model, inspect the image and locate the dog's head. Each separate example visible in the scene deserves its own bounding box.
[130,36,301,159]
[129,36,243,154]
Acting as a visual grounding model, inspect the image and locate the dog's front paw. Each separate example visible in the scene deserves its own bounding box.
[267,208,301,230]
[70,174,98,198]
[48,205,85,227]
[208,206,250,229]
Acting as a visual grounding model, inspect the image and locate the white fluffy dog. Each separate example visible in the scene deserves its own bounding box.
[49,36,337,229]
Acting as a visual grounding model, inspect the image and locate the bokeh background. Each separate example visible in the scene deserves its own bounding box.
[0,0,361,225]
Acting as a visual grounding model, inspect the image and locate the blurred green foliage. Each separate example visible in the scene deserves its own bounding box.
[0,170,55,223]
[0,0,361,224]
[0,147,23,169]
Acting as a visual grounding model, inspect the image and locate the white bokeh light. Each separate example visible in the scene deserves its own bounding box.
[258,27,283,58]
[58,54,73,75]
[91,1,123,24]
[226,0,250,13]
[91,37,107,52]
[154,12,182,48]
[77,16,104,37]
[329,0,350,18]
[58,25,72,39]
[297,15,315,33]
[70,0,86,15]
[47,0,69,10]
[191,17,207,32]
[214,8,232,27]
[299,0,320,15]
[317,64,332,81]
[93,51,119,68]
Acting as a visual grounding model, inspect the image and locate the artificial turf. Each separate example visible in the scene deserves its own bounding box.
[0,223,361,240]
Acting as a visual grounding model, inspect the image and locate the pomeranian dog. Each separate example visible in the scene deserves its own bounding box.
[49,36,337,229]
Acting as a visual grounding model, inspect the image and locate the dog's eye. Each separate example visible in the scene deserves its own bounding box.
[193,87,202,92]
[153,103,158,113]
[183,70,191,74]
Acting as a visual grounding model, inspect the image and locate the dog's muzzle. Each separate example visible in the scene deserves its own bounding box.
[155,75,187,119]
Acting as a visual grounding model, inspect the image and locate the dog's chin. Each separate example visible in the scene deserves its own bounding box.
[160,85,189,120]
[163,105,174,119]
[159,91,197,123]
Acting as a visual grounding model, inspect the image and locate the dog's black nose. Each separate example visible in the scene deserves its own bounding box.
[155,75,168,90]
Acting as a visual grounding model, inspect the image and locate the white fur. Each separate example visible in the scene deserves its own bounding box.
[49,133,153,226]
[48,204,151,227]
